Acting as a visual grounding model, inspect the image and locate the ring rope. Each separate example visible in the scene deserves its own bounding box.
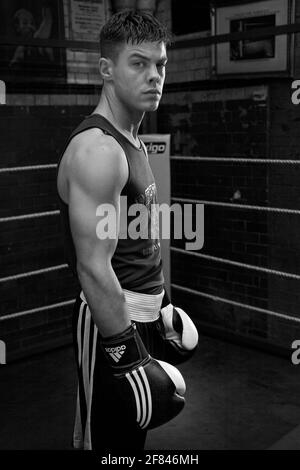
[1,286,298,323]
[172,283,300,324]
[1,196,299,223]
[1,158,300,174]
[171,197,300,215]
[171,247,300,280]
[171,156,300,164]
[0,196,298,224]
[0,299,76,322]
[0,164,57,173]
[0,210,60,223]
[0,264,69,283]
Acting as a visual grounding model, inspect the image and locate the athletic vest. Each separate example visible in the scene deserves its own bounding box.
[57,114,164,294]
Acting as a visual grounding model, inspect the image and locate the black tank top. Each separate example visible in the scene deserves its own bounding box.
[57,114,164,294]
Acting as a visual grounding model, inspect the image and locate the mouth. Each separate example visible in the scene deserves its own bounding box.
[144,90,161,96]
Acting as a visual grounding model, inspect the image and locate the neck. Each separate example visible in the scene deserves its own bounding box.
[93,89,144,141]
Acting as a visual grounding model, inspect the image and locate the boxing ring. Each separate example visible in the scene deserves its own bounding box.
[1,19,300,360]
[0,155,300,354]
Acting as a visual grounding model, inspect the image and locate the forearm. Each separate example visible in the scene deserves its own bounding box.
[77,261,131,337]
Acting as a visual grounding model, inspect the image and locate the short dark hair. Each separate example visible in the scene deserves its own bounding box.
[100,10,172,61]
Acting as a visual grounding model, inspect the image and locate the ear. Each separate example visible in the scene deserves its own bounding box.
[99,57,114,81]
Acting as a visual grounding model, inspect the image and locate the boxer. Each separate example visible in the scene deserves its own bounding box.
[56,10,198,451]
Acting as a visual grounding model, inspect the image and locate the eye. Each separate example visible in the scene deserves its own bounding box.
[133,61,145,68]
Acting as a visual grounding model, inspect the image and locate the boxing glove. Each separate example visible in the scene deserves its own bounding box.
[100,322,185,430]
[158,290,199,365]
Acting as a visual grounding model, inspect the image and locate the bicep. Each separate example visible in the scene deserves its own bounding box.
[68,180,119,269]
[67,141,127,271]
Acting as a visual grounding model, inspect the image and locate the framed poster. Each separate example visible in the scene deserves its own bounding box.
[69,0,107,42]
[0,0,66,84]
[212,0,295,77]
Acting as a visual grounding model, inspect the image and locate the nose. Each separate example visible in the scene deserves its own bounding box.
[148,64,161,84]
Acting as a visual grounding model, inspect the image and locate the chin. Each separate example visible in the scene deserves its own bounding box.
[144,102,160,112]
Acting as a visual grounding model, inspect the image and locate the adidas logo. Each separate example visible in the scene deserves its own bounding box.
[105,345,126,363]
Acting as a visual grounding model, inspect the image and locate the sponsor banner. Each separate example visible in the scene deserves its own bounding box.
[0,80,5,104]
[139,135,171,293]
[0,339,6,364]
[139,134,170,157]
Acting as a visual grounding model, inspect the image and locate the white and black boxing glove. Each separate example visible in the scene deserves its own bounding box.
[100,322,185,430]
[157,290,199,365]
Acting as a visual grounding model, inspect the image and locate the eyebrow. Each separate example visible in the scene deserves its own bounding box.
[129,52,168,62]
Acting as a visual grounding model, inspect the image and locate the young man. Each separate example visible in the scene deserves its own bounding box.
[57,11,198,451]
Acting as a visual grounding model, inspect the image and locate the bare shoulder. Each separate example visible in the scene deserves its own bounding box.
[69,128,127,183]
[59,128,128,201]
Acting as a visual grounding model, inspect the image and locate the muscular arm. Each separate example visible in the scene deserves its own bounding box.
[67,131,130,337]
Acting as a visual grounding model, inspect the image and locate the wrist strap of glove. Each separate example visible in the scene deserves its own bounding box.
[100,323,150,372]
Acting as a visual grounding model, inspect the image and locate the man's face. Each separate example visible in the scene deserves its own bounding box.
[111,40,167,112]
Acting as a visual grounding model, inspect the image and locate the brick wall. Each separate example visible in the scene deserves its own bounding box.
[293,3,300,77]
[0,104,96,361]
[159,86,268,156]
[157,81,300,354]
[259,0,300,348]
[267,80,300,349]
[166,35,211,84]
[63,0,105,86]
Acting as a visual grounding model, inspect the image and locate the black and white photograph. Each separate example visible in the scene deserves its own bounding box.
[0,0,66,83]
[213,0,295,76]
[0,0,300,461]
[230,14,276,60]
